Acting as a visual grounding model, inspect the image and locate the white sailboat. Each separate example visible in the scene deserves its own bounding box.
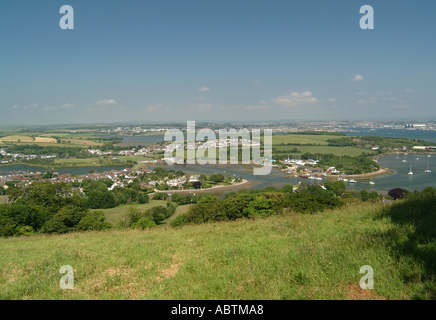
[408,164,413,175]
[369,177,375,185]
[425,162,431,173]
[349,174,357,183]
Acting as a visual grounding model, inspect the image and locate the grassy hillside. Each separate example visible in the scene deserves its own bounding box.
[1,197,435,300]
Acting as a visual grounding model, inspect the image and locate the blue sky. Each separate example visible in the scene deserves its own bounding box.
[1,0,435,125]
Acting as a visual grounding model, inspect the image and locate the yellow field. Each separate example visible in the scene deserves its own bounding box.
[33,137,57,143]
[0,135,34,143]
[61,139,103,146]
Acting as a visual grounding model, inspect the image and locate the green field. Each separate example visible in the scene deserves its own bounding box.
[52,156,145,167]
[271,134,336,146]
[92,200,191,226]
[272,145,372,157]
[1,200,435,299]
[0,195,8,204]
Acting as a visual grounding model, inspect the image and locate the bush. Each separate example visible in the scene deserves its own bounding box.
[41,205,89,234]
[77,211,112,231]
[170,214,190,227]
[131,217,156,230]
[152,192,168,200]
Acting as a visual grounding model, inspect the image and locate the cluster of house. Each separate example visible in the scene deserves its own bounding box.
[0,166,206,192]
[0,167,155,189]
[150,174,201,189]
[279,158,341,177]
[86,145,168,157]
[0,148,56,164]
[105,127,168,134]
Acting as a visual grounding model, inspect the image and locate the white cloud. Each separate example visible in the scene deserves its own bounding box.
[94,99,116,105]
[357,92,368,95]
[377,91,393,95]
[253,80,261,84]
[191,103,212,111]
[270,91,319,107]
[42,106,57,111]
[406,89,416,93]
[241,105,270,110]
[143,104,162,112]
[358,99,367,104]
[327,98,337,102]
[30,103,39,107]
[60,103,75,109]
[259,100,268,104]
[351,75,364,81]
[12,105,19,109]
[198,87,210,92]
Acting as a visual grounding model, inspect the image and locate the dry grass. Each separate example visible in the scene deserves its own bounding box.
[34,137,57,143]
[0,135,34,143]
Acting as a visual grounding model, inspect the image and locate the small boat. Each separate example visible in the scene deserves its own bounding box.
[425,162,431,173]
[343,179,349,182]
[349,174,357,183]
[402,160,407,163]
[369,180,375,185]
[416,158,419,160]
[428,155,431,158]
[315,177,323,180]
[408,164,413,175]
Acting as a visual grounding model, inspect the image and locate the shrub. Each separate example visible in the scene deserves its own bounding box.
[152,192,168,200]
[131,217,156,230]
[41,205,89,234]
[77,211,112,231]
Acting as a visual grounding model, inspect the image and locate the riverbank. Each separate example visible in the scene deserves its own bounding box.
[342,168,393,179]
[149,179,258,196]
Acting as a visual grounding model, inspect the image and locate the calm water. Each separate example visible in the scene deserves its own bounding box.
[341,129,436,143]
[157,153,436,194]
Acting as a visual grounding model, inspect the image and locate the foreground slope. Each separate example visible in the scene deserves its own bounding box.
[1,200,435,300]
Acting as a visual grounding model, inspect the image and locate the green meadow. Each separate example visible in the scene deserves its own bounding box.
[271,134,335,146]
[1,199,435,300]
[272,145,371,157]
